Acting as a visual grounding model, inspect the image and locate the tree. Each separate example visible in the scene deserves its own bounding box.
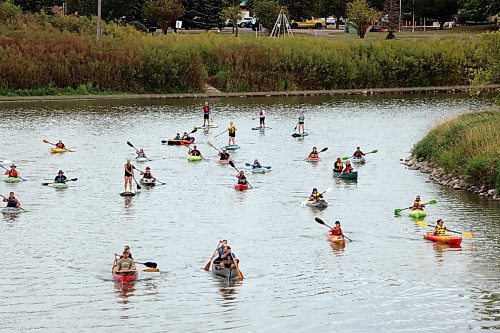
[331,0,350,29]
[252,0,280,32]
[13,0,61,13]
[458,0,499,21]
[180,0,224,31]
[346,0,379,38]
[143,0,185,33]
[67,0,146,22]
[0,0,21,24]
[383,0,399,32]
[279,0,317,20]
[220,5,243,36]
[420,0,457,29]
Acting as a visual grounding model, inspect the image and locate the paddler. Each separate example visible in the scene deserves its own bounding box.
[4,164,20,179]
[258,105,265,128]
[55,140,66,149]
[309,188,323,202]
[202,101,212,126]
[182,132,193,141]
[433,219,451,236]
[307,147,319,159]
[219,246,238,269]
[136,148,147,159]
[342,160,354,173]
[124,159,135,192]
[217,240,228,259]
[113,250,136,274]
[330,221,345,239]
[189,145,202,157]
[54,170,67,183]
[353,147,365,158]
[236,171,247,184]
[333,158,343,173]
[115,245,134,260]
[141,166,155,181]
[228,121,236,146]
[411,195,424,211]
[297,111,305,134]
[2,192,20,208]
[219,149,230,161]
[251,159,262,169]
[173,133,181,140]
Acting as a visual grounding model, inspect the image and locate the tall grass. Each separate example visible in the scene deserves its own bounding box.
[413,111,500,192]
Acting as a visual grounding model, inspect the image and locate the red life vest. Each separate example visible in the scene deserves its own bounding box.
[331,228,342,236]
[8,170,18,177]
[203,106,210,114]
[56,143,64,148]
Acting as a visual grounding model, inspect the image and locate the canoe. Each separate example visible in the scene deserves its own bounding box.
[251,167,271,173]
[305,156,320,162]
[194,124,218,129]
[292,133,308,137]
[120,191,136,197]
[188,155,203,162]
[1,207,23,215]
[424,232,462,245]
[163,139,195,145]
[4,177,22,183]
[409,209,427,218]
[219,159,230,164]
[234,183,249,191]
[140,178,156,186]
[50,148,67,154]
[328,234,346,245]
[352,156,366,164]
[332,171,358,180]
[211,261,238,280]
[306,200,328,209]
[112,271,138,283]
[136,156,149,163]
[52,182,68,188]
[223,145,240,151]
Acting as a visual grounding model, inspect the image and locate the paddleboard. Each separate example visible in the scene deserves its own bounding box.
[223,145,240,151]
[252,127,272,130]
[120,191,136,197]
[194,124,218,129]
[292,133,308,137]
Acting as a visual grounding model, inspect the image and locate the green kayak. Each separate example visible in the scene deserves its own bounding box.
[188,155,203,162]
[52,182,68,188]
[4,177,22,183]
[409,209,427,218]
[332,171,358,180]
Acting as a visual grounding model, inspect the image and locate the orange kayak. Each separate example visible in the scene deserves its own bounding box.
[424,232,462,245]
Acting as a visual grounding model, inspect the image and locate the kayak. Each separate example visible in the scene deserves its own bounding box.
[140,178,156,186]
[136,156,149,163]
[194,124,218,129]
[332,171,358,180]
[328,234,346,245]
[251,167,271,173]
[52,182,68,189]
[50,148,67,154]
[292,133,308,137]
[163,138,195,145]
[305,156,320,162]
[211,259,238,280]
[234,183,249,191]
[188,155,203,162]
[219,159,230,164]
[306,200,328,209]
[409,209,427,218]
[120,191,136,197]
[4,177,22,183]
[223,145,240,151]
[352,156,366,164]
[112,271,138,283]
[1,207,23,215]
[424,232,462,245]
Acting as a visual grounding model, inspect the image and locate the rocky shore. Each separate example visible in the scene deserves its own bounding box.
[404,156,499,200]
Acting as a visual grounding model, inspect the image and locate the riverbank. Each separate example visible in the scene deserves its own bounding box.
[0,85,499,103]
[405,110,500,200]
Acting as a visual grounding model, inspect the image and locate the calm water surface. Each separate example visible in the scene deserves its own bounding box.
[0,94,498,332]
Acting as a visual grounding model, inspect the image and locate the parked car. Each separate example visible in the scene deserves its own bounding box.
[239,17,253,28]
[290,17,326,29]
[321,17,335,25]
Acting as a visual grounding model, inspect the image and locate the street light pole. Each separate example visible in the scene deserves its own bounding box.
[96,0,101,43]
[398,0,402,32]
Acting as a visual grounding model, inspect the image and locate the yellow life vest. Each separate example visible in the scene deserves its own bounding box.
[436,225,446,236]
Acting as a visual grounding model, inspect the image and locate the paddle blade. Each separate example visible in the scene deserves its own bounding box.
[143,268,160,272]
[127,141,134,148]
[41,183,49,186]
[461,232,473,238]
[236,268,244,280]
[315,217,325,225]
[43,139,50,144]
[70,178,78,181]
[142,262,157,268]
[204,261,211,271]
[427,200,438,205]
[417,221,430,227]
[342,156,349,160]
[245,163,251,166]
[369,149,378,154]
[320,147,328,153]
[229,160,236,168]
[394,209,402,215]
[191,128,198,134]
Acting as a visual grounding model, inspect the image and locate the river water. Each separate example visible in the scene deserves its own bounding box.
[0,94,498,332]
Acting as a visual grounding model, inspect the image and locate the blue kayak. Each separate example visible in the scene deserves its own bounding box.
[223,145,240,150]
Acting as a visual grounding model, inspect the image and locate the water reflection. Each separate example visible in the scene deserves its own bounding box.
[114,282,137,303]
[330,240,346,254]
[215,278,241,306]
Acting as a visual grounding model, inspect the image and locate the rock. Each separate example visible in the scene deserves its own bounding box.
[453,184,462,190]
[404,156,412,162]
[417,157,425,162]
[487,189,496,197]
[409,166,419,170]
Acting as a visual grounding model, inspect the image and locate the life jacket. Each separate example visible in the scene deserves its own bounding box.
[228,126,236,135]
[203,106,210,114]
[353,151,363,158]
[310,192,321,201]
[412,200,423,210]
[343,165,353,173]
[137,153,146,158]
[259,110,264,117]
[143,171,152,179]
[435,225,446,236]
[253,162,262,168]
[56,143,65,148]
[174,136,181,140]
[331,228,342,236]
[334,161,343,172]
[7,170,18,177]
[220,153,230,160]
[6,197,17,207]
[298,115,305,122]
[237,175,246,184]
[54,175,66,183]
[309,152,318,158]
[191,150,201,156]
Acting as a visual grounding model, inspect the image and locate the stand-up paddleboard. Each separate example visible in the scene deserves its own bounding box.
[120,191,136,197]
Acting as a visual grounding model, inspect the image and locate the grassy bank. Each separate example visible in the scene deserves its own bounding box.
[413,110,500,192]
[0,11,499,95]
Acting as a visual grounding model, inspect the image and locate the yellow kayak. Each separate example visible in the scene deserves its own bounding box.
[50,148,67,154]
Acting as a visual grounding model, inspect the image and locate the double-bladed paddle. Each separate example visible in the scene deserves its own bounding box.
[244,163,271,169]
[315,217,352,241]
[303,147,328,161]
[342,149,378,160]
[416,220,474,238]
[0,194,28,212]
[43,139,75,152]
[229,160,253,189]
[42,178,78,186]
[394,199,437,216]
[127,141,152,161]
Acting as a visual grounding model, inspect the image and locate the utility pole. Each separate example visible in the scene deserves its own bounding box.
[399,0,402,32]
[96,0,102,43]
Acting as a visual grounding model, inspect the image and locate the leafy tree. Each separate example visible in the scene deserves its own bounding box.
[252,0,280,32]
[420,0,457,29]
[220,5,243,36]
[279,0,316,20]
[13,0,61,13]
[346,0,379,38]
[0,0,21,24]
[180,0,224,30]
[383,0,399,31]
[458,0,499,21]
[143,0,185,33]
[67,0,146,22]
[331,0,350,29]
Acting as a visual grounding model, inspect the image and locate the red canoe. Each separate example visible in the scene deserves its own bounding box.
[113,271,138,283]
[234,183,249,191]
[424,232,462,245]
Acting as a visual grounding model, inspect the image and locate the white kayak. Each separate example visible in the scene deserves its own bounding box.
[136,156,149,163]
[140,178,156,186]
[1,207,23,215]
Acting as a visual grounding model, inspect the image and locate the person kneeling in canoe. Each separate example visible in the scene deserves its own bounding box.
[334,158,343,173]
[353,147,365,158]
[236,171,247,184]
[219,246,237,269]
[5,164,20,178]
[411,195,424,211]
[219,149,230,161]
[189,145,202,157]
[434,219,451,236]
[113,250,136,275]
[3,192,20,208]
[141,166,156,181]
[251,159,262,169]
[330,221,345,239]
[54,170,67,183]
[309,188,323,202]
[308,147,319,159]
[343,160,354,173]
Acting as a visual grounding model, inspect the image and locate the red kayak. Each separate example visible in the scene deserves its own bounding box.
[219,159,230,164]
[234,183,249,191]
[424,232,462,245]
[113,271,138,283]
[305,156,320,162]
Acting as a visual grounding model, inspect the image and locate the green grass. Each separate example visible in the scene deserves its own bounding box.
[413,110,500,192]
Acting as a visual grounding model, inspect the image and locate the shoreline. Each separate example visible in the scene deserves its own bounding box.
[0,85,499,103]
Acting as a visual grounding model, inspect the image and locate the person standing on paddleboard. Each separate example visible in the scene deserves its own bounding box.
[258,105,265,128]
[228,122,236,146]
[297,111,305,134]
[202,101,212,127]
[124,159,135,192]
